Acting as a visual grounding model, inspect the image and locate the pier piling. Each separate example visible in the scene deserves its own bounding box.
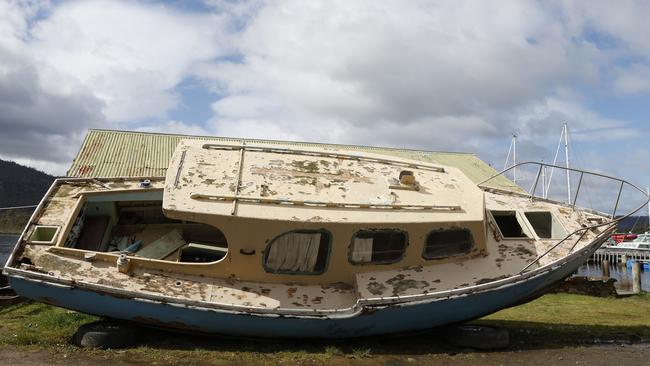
[633,262,642,294]
[592,249,650,264]
[602,260,610,278]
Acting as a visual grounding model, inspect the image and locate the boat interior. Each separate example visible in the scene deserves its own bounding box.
[66,194,229,264]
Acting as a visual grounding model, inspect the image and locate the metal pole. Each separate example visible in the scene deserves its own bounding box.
[572,172,584,208]
[564,123,571,204]
[530,164,543,198]
[546,129,564,198]
[612,181,624,218]
[513,134,517,185]
[541,163,547,198]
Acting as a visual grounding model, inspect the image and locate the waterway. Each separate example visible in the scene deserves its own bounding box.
[576,261,650,292]
[0,234,18,266]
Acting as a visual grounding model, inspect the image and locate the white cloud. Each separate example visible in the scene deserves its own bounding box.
[136,120,210,136]
[204,0,637,155]
[613,64,650,94]
[1,0,650,183]
[29,0,227,121]
[0,0,104,171]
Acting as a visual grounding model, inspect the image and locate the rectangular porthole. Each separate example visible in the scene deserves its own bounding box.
[423,228,474,259]
[490,211,532,238]
[349,229,407,264]
[524,212,567,239]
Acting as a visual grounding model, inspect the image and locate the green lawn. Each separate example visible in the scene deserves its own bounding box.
[480,293,650,346]
[1,294,649,365]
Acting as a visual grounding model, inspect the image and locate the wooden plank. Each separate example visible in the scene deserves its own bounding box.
[135,229,186,260]
[76,216,109,251]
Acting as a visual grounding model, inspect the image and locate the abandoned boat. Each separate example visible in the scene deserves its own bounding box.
[3,140,648,338]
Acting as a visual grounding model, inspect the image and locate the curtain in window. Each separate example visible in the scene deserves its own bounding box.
[351,237,373,263]
[266,233,322,272]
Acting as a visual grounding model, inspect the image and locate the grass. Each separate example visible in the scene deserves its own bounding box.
[1,293,650,365]
[0,302,97,346]
[478,293,650,346]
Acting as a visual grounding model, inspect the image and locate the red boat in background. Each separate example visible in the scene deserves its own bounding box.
[611,233,638,244]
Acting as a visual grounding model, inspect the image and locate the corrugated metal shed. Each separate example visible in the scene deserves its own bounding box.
[68,129,514,188]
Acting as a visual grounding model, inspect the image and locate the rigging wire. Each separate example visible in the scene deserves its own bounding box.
[0,205,38,211]
[544,125,565,199]
[568,125,596,213]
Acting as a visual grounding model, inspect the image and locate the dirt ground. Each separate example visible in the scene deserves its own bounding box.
[2,344,650,366]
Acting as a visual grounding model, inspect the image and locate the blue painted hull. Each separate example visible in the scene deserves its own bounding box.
[7,237,600,338]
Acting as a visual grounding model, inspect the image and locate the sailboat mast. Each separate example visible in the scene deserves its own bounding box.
[564,123,571,203]
[647,187,649,232]
[541,162,547,198]
[513,134,517,185]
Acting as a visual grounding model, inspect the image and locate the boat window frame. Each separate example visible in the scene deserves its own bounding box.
[422,228,474,260]
[487,210,535,240]
[523,211,568,240]
[348,228,409,265]
[262,229,332,275]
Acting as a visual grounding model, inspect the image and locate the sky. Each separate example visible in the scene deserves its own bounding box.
[0,0,649,213]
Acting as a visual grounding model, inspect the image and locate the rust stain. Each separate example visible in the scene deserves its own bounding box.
[77,165,93,175]
[79,139,103,160]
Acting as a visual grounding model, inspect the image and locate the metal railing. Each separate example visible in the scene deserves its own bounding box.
[201,143,446,173]
[478,162,650,274]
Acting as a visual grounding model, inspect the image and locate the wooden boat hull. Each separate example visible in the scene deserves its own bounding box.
[7,235,603,339]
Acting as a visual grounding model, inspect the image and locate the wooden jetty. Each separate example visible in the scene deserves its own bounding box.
[592,248,650,263]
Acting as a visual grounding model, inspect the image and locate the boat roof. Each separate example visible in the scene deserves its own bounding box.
[66,129,517,192]
[163,140,485,223]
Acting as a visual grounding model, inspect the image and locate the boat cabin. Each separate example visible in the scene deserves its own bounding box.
[18,140,592,290]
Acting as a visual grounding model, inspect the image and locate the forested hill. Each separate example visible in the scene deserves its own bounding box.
[0,159,55,207]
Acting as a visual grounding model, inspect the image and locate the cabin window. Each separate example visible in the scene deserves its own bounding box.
[349,230,407,264]
[264,230,331,274]
[423,228,474,259]
[524,212,567,239]
[490,210,532,238]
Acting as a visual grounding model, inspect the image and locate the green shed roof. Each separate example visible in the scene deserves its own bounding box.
[67,129,515,190]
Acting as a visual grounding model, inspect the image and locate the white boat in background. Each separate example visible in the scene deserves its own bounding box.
[607,233,650,251]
